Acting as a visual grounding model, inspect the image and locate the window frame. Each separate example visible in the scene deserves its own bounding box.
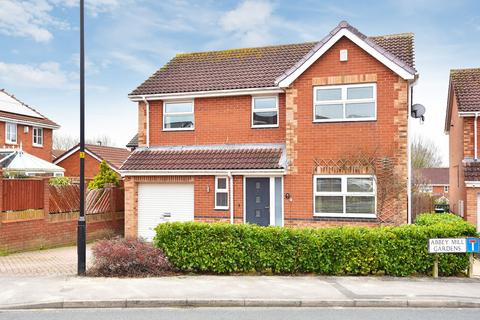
[5,122,17,144]
[313,174,377,218]
[312,83,377,123]
[32,127,43,147]
[214,176,229,210]
[162,100,195,131]
[251,95,279,128]
[444,185,449,193]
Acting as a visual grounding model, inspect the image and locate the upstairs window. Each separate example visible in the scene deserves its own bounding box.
[252,96,278,128]
[314,175,376,218]
[163,101,194,131]
[314,83,376,122]
[33,127,43,146]
[215,176,229,209]
[5,122,17,144]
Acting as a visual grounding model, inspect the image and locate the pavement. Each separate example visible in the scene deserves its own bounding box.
[1,245,480,310]
[1,275,480,310]
[0,245,93,276]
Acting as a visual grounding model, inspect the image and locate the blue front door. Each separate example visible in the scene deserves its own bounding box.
[246,178,270,226]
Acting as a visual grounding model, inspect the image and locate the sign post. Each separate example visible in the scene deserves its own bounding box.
[428,238,479,278]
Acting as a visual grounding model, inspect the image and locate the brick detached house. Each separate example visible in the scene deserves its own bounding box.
[414,168,449,197]
[120,21,418,240]
[0,89,59,161]
[445,68,480,229]
[54,144,130,178]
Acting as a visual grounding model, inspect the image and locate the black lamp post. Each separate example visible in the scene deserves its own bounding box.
[77,0,86,276]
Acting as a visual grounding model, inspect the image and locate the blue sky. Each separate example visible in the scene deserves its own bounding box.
[0,0,479,163]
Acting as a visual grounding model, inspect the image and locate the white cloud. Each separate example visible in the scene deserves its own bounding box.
[0,0,69,42]
[55,0,122,17]
[219,1,274,46]
[0,61,72,89]
[110,52,156,75]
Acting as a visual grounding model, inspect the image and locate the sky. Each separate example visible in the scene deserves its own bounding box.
[0,0,479,164]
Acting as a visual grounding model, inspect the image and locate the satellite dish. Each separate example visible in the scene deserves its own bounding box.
[411,104,426,119]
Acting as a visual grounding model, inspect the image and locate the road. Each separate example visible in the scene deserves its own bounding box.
[1,308,479,320]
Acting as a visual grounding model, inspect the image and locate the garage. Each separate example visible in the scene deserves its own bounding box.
[137,183,194,241]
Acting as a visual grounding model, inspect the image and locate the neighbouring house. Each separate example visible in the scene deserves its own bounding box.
[53,144,130,178]
[120,21,418,240]
[0,89,59,161]
[126,134,138,151]
[0,147,64,177]
[414,168,449,197]
[445,67,480,229]
[51,149,66,162]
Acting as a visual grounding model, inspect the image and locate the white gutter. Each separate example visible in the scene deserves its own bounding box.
[142,96,150,147]
[228,171,234,224]
[475,113,479,160]
[129,87,284,101]
[119,169,286,177]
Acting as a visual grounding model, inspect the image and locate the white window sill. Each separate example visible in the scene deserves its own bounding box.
[251,124,279,129]
[214,206,229,211]
[314,213,377,219]
[33,144,43,148]
[313,118,376,123]
[162,128,195,132]
[5,141,17,145]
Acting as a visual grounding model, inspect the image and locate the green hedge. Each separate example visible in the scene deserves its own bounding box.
[154,214,477,276]
[415,213,465,226]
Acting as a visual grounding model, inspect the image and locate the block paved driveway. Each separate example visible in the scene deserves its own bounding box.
[0,245,93,276]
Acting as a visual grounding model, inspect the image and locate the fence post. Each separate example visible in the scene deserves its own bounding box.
[43,178,50,219]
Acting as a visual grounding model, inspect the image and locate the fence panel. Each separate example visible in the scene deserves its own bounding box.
[3,179,44,211]
[49,184,80,213]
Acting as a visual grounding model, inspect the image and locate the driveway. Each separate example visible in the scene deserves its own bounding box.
[0,245,93,276]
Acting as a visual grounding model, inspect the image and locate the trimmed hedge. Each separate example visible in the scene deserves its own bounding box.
[154,214,477,276]
[415,213,465,226]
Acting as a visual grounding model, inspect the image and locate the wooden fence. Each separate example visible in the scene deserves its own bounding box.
[1,179,44,211]
[412,192,438,221]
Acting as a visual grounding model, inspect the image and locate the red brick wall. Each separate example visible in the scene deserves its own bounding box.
[55,151,102,178]
[147,94,286,146]
[448,92,467,214]
[0,122,53,161]
[283,37,408,225]
[0,212,124,253]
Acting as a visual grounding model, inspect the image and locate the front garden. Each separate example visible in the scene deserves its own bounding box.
[89,213,477,277]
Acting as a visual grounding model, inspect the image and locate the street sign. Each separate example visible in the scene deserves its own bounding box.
[428,238,466,253]
[466,237,479,253]
[428,238,480,253]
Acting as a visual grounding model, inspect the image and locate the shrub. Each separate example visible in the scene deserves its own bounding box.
[88,160,120,189]
[49,176,71,186]
[154,219,477,277]
[415,213,464,226]
[89,237,172,277]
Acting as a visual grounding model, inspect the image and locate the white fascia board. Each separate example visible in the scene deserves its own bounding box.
[276,29,415,88]
[119,169,286,177]
[0,116,60,129]
[459,112,480,117]
[465,182,480,187]
[128,87,284,102]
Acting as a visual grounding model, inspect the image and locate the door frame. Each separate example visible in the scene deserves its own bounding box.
[243,176,283,226]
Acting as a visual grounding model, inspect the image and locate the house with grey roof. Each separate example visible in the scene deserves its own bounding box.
[120,21,419,240]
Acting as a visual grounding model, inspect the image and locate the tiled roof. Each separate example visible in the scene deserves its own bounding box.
[85,144,131,170]
[130,21,415,96]
[0,89,59,128]
[464,161,480,182]
[52,149,66,160]
[450,68,480,112]
[120,145,285,171]
[415,168,449,185]
[126,134,138,148]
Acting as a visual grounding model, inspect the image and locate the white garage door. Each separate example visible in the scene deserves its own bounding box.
[138,183,194,241]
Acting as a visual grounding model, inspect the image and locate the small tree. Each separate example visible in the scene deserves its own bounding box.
[88,160,120,189]
[411,135,442,169]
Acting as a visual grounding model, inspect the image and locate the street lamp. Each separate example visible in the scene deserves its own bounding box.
[77,0,86,276]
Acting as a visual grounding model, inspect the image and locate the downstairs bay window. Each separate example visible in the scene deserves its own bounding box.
[314,175,376,218]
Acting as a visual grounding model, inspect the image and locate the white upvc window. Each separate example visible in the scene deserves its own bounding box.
[252,96,279,128]
[313,83,376,122]
[5,122,17,144]
[163,101,194,131]
[33,127,43,146]
[444,186,449,193]
[215,176,229,210]
[314,175,376,218]
[419,185,433,193]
